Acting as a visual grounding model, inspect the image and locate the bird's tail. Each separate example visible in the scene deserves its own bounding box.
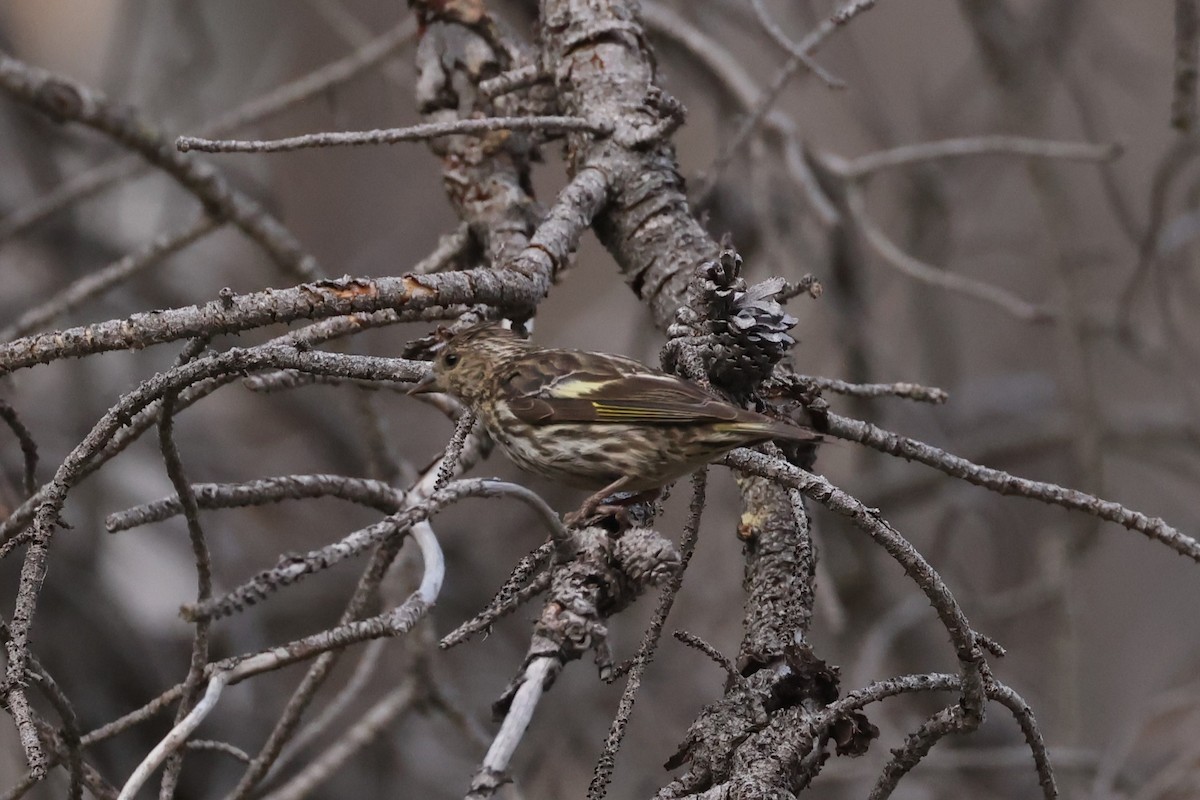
[722,420,823,444]
[766,421,823,445]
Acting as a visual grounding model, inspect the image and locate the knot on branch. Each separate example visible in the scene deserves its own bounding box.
[764,643,877,756]
[759,373,831,437]
[759,642,840,709]
[663,642,879,795]
[613,85,687,148]
[33,76,85,123]
[665,248,798,399]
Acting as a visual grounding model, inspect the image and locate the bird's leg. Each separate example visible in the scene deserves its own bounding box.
[565,479,660,529]
[565,477,632,527]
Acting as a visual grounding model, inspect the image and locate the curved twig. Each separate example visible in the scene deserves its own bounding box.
[823,411,1200,560]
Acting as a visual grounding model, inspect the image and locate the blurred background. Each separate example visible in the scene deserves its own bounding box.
[1,1,1198,797]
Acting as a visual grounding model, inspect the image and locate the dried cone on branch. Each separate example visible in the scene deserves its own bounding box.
[411,323,820,522]
[666,248,799,398]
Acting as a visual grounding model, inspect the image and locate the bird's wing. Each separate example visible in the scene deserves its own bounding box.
[501,351,747,425]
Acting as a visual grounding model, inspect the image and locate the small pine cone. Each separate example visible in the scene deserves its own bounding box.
[668,248,798,395]
[613,527,681,587]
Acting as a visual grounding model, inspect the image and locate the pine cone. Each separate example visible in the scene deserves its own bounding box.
[667,248,798,397]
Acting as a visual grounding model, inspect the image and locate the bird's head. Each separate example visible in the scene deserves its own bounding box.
[410,322,528,403]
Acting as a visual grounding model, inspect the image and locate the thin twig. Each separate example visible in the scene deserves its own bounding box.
[0,348,428,727]
[0,618,85,800]
[844,183,1056,323]
[177,116,610,154]
[440,541,556,650]
[479,65,546,99]
[672,630,749,692]
[823,411,1200,560]
[436,410,478,491]
[830,0,878,25]
[216,505,444,800]
[260,681,419,800]
[799,376,948,403]
[0,317,419,550]
[988,682,1058,799]
[869,705,965,799]
[302,0,410,85]
[693,0,884,202]
[0,215,221,341]
[155,338,214,797]
[830,136,1120,179]
[80,686,188,749]
[0,400,38,497]
[223,543,412,799]
[748,0,845,88]
[266,639,388,781]
[116,671,230,800]
[641,4,840,227]
[722,451,985,700]
[587,471,707,800]
[182,479,541,622]
[0,18,415,243]
[1174,0,1200,131]
[223,394,491,796]
[0,53,319,280]
[184,740,251,764]
[106,474,405,532]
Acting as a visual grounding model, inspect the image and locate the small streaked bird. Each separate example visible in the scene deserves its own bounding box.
[411,323,820,522]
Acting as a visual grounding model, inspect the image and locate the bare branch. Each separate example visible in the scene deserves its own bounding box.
[723,451,984,684]
[177,116,610,154]
[184,740,251,764]
[829,136,1120,179]
[182,479,551,622]
[0,54,319,280]
[0,161,608,376]
[106,474,405,532]
[0,18,415,243]
[796,376,948,404]
[440,541,556,650]
[155,340,215,797]
[0,215,221,341]
[693,0,885,203]
[0,400,38,497]
[265,639,388,781]
[1175,0,1200,131]
[116,671,230,800]
[843,183,1055,322]
[823,411,1200,560]
[468,657,555,799]
[588,471,706,799]
[748,0,845,89]
[479,65,547,99]
[260,681,419,800]
[671,630,748,692]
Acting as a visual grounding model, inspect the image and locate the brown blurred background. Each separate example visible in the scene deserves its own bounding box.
[1,1,1198,798]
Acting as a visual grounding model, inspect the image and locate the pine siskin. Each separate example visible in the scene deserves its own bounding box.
[411,323,820,521]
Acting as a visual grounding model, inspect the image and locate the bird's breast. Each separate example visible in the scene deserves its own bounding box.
[483,403,708,491]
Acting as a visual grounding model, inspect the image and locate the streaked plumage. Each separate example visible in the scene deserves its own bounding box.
[413,323,820,518]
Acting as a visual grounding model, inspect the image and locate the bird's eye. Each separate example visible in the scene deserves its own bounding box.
[443,352,460,368]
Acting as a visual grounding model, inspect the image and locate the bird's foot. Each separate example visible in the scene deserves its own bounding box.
[563,490,659,531]
[564,502,634,531]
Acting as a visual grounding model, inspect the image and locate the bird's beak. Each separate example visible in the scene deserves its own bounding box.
[408,372,439,395]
